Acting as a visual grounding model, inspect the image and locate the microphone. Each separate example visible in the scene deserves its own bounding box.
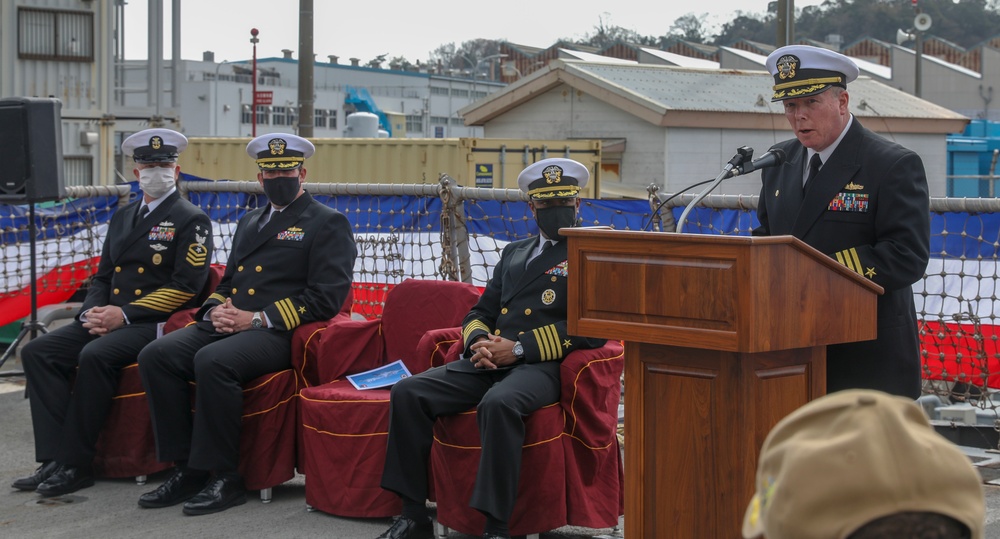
[727,148,787,177]
[674,146,754,233]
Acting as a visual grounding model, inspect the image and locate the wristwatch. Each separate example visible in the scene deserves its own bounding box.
[251,312,264,329]
[512,340,525,360]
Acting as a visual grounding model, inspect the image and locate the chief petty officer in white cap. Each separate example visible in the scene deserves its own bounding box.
[376,158,607,539]
[136,133,356,515]
[752,45,930,398]
[15,128,213,497]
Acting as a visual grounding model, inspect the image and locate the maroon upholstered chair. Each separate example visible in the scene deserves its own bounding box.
[299,278,482,517]
[429,330,625,537]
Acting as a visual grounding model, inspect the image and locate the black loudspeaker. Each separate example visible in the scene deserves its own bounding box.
[0,97,66,202]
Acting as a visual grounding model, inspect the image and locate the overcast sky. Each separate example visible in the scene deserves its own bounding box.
[123,0,827,64]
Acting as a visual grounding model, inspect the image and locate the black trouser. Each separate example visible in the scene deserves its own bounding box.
[138,324,292,472]
[380,362,560,522]
[21,321,157,465]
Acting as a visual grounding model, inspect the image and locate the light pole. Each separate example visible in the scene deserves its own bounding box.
[212,60,230,135]
[465,53,508,100]
[250,28,259,137]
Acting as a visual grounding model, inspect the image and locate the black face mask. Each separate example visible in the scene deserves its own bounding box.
[262,174,300,207]
[535,205,577,241]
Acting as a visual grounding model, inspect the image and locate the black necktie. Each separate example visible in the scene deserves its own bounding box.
[804,154,823,191]
[134,205,149,227]
[540,240,552,253]
[257,209,272,231]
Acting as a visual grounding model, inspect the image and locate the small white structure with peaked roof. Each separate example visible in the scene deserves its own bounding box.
[461,59,968,198]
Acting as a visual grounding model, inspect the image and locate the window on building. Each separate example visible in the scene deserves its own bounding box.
[18,8,93,62]
[272,106,287,125]
[450,117,464,126]
[430,87,450,96]
[314,109,327,128]
[451,88,469,98]
[256,105,270,125]
[241,104,252,124]
[329,110,337,129]
[286,107,297,127]
[430,116,449,125]
[406,115,423,133]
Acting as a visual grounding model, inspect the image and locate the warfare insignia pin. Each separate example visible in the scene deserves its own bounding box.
[542,289,556,305]
[542,165,563,184]
[159,221,174,227]
[152,253,163,265]
[268,138,287,156]
[844,182,864,190]
[776,55,798,80]
[149,243,168,252]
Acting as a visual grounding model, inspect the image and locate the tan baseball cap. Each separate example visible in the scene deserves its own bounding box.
[742,389,984,539]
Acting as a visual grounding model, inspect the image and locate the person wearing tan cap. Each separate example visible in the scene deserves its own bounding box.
[135,133,356,515]
[375,158,606,539]
[752,45,930,399]
[14,128,213,497]
[743,389,984,539]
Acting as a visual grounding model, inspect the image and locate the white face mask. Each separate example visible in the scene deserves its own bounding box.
[138,166,176,198]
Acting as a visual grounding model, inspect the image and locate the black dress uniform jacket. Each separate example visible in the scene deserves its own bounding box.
[197,191,355,331]
[22,190,212,465]
[753,118,930,398]
[451,236,606,371]
[85,191,213,320]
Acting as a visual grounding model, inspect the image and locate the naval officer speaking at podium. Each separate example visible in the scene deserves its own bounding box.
[751,44,930,399]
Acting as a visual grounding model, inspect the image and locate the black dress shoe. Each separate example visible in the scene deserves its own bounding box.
[376,515,434,539]
[481,534,512,539]
[11,461,59,491]
[138,467,209,508]
[35,464,94,497]
[181,475,246,516]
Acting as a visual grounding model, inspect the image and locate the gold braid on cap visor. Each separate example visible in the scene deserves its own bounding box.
[256,157,305,169]
[529,185,581,199]
[771,76,844,100]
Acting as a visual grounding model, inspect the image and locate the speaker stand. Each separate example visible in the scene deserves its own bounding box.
[0,203,49,377]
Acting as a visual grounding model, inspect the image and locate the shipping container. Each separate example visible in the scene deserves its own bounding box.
[177,138,602,198]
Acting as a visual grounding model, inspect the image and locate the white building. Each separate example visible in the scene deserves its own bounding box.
[462,59,969,198]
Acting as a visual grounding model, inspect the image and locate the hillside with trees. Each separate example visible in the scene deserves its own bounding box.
[387,0,1000,74]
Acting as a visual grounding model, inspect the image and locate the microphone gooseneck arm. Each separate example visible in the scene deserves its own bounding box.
[676,148,750,233]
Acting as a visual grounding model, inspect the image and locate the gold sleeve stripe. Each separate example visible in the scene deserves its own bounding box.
[533,324,562,362]
[208,293,227,304]
[848,249,864,275]
[835,248,864,276]
[275,298,300,329]
[133,289,196,312]
[463,320,490,343]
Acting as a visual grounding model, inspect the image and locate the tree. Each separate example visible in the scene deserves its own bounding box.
[581,13,654,49]
[669,13,710,43]
[366,54,387,69]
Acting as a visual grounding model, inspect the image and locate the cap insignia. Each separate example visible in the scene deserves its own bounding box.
[777,55,798,80]
[150,136,163,150]
[268,138,287,156]
[543,165,563,185]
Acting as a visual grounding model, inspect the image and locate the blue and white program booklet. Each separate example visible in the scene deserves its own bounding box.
[347,359,413,390]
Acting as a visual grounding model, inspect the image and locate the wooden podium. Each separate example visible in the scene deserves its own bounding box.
[563,228,882,539]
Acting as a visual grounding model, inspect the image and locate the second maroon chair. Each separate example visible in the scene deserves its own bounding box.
[299,278,482,517]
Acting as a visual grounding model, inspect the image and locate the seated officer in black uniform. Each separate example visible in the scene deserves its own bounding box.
[376,158,607,539]
[135,133,356,515]
[13,128,213,497]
